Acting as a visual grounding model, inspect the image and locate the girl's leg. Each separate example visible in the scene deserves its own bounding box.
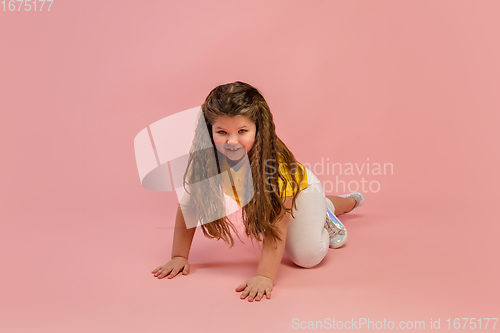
[285,169,330,268]
[325,195,356,216]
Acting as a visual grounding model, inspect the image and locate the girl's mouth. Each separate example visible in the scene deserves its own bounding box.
[223,145,245,160]
[224,144,243,152]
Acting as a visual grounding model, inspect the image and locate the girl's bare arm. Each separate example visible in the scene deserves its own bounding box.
[152,205,196,279]
[171,205,196,259]
[255,205,291,281]
[235,197,292,301]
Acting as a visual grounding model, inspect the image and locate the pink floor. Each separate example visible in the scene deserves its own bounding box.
[2,1,500,332]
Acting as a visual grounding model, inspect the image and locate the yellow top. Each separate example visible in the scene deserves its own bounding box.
[220,154,308,207]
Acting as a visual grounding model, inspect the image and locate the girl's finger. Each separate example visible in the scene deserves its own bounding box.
[182,264,190,275]
[240,287,250,299]
[255,290,265,301]
[247,288,258,302]
[154,268,164,277]
[265,288,272,299]
[167,268,180,279]
[235,282,247,292]
[158,267,171,277]
[158,268,172,278]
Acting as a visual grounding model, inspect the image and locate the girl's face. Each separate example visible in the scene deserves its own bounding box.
[212,115,256,161]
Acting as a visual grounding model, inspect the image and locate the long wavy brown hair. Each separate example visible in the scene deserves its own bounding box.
[183,81,305,247]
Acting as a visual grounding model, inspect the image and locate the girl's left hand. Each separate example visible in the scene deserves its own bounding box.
[235,275,273,302]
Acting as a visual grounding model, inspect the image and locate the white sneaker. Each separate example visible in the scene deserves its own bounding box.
[337,192,365,215]
[325,207,347,248]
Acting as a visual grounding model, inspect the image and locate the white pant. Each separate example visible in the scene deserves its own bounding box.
[284,168,333,268]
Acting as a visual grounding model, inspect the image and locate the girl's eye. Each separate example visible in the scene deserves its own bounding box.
[238,129,247,134]
[217,131,227,135]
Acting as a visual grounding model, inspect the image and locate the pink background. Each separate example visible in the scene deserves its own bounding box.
[1,1,499,332]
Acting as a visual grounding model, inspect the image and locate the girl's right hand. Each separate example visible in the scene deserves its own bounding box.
[151,257,190,279]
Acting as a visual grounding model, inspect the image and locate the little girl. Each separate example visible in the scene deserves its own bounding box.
[151,81,364,302]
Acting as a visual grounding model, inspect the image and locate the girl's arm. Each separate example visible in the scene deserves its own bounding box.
[171,205,197,259]
[152,205,196,279]
[235,197,292,301]
[256,206,290,281]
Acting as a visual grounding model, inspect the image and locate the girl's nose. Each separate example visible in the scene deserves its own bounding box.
[226,135,238,145]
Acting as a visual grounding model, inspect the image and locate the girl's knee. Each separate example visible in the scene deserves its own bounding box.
[288,249,327,268]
